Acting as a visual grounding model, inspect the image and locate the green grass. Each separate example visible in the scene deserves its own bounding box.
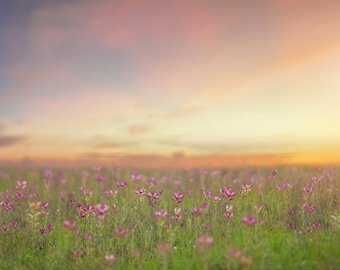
[0,165,339,269]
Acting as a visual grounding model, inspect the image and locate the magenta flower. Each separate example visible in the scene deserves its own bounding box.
[241,213,262,227]
[73,250,83,256]
[114,227,131,238]
[157,242,170,253]
[135,188,146,196]
[147,191,159,200]
[154,209,168,218]
[227,248,242,258]
[46,224,54,232]
[63,220,76,231]
[224,212,233,218]
[96,175,106,183]
[172,214,181,221]
[172,191,184,204]
[191,207,202,216]
[96,203,109,215]
[104,254,117,264]
[220,187,235,200]
[40,228,47,234]
[40,201,49,208]
[199,201,209,209]
[85,233,92,240]
[312,221,321,229]
[195,234,214,249]
[117,181,128,188]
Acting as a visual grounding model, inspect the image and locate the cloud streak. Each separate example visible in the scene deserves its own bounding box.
[0,135,26,147]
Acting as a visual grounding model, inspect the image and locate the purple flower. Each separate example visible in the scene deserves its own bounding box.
[191,207,202,216]
[241,213,262,227]
[135,188,146,196]
[154,209,168,218]
[220,187,235,200]
[117,181,128,188]
[172,191,184,204]
[195,234,214,249]
[96,203,109,215]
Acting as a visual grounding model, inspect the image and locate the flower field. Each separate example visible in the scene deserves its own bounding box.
[0,166,339,269]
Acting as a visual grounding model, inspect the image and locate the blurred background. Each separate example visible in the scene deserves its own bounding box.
[1,0,340,167]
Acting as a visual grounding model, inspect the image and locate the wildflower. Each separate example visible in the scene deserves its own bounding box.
[224,212,233,218]
[312,221,321,229]
[114,227,130,238]
[154,209,168,218]
[73,250,82,256]
[225,204,234,212]
[67,200,75,206]
[131,170,141,182]
[191,207,202,216]
[117,181,128,188]
[220,187,235,200]
[199,201,209,209]
[195,234,214,250]
[46,224,54,232]
[63,220,76,231]
[157,242,170,253]
[305,225,312,233]
[172,191,184,204]
[40,228,47,234]
[95,203,109,215]
[213,195,221,201]
[104,254,117,264]
[40,201,49,208]
[241,213,262,227]
[16,179,27,190]
[227,248,242,258]
[96,175,106,183]
[271,169,278,176]
[9,220,18,228]
[135,188,146,196]
[174,208,181,214]
[302,186,313,195]
[85,233,92,240]
[241,183,252,194]
[172,214,181,221]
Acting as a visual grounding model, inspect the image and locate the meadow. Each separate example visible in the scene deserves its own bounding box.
[0,165,339,270]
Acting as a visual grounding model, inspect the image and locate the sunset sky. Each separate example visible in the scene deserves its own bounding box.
[1,0,340,167]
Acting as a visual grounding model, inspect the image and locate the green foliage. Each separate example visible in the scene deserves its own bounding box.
[0,165,339,269]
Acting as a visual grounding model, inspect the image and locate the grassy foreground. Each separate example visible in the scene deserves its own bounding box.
[0,166,339,269]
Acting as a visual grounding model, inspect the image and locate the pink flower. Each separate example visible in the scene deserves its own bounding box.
[241,213,262,227]
[172,191,184,204]
[117,181,128,188]
[224,212,233,218]
[63,220,76,231]
[135,188,146,196]
[195,234,214,249]
[96,203,109,215]
[191,207,202,216]
[157,242,170,253]
[73,250,82,256]
[114,227,131,238]
[85,233,92,240]
[104,254,117,264]
[220,187,235,200]
[172,214,181,221]
[154,209,168,218]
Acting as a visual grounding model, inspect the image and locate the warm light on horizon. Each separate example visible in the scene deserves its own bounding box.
[1,0,340,167]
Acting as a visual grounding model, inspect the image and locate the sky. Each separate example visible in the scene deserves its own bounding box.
[1,0,340,168]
